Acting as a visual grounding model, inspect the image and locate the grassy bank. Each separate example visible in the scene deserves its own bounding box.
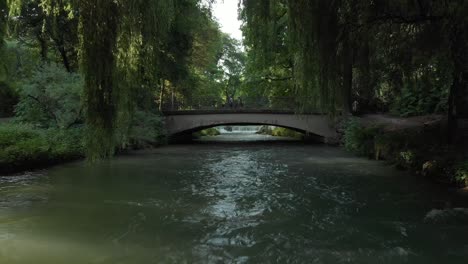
[0,112,167,175]
[343,118,468,187]
[0,124,85,174]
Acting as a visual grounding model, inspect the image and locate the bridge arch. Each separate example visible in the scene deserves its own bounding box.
[163,111,337,140]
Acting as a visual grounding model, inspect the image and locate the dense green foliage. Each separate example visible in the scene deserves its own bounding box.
[0,81,17,117]
[392,79,450,117]
[1,0,467,166]
[455,161,468,186]
[240,0,468,129]
[1,0,231,159]
[344,118,381,156]
[257,126,303,139]
[0,124,84,173]
[127,111,167,149]
[15,63,83,128]
[193,127,221,138]
[0,0,6,59]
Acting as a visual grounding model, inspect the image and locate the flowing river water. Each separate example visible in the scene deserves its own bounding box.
[1,131,468,263]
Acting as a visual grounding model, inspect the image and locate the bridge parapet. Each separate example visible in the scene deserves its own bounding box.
[160,96,320,113]
[163,109,325,116]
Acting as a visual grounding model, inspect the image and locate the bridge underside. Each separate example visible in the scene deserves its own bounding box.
[164,113,337,140]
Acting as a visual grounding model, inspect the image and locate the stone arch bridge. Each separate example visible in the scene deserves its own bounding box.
[163,110,338,141]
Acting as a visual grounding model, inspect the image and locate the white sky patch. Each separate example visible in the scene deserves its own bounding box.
[212,0,243,41]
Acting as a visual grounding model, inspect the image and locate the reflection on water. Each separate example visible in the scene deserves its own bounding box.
[1,141,468,263]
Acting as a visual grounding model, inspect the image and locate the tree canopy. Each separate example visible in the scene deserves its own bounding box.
[1,0,467,157]
[241,0,467,112]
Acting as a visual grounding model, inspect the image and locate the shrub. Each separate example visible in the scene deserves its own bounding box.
[0,124,43,148]
[45,127,85,160]
[344,118,381,156]
[256,125,272,135]
[0,124,49,167]
[193,127,221,138]
[0,123,84,173]
[396,150,416,169]
[271,127,303,139]
[15,63,83,128]
[391,78,449,117]
[256,126,303,139]
[0,81,18,117]
[454,161,468,187]
[128,111,167,149]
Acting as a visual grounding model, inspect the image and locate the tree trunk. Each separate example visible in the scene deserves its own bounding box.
[448,24,468,147]
[37,33,48,62]
[359,36,371,112]
[342,35,353,114]
[171,85,175,110]
[447,76,456,144]
[448,67,468,147]
[159,78,165,112]
[58,45,71,72]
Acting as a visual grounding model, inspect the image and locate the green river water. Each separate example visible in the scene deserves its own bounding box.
[1,134,468,263]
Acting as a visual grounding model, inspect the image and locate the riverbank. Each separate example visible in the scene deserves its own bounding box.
[0,124,85,175]
[256,125,304,139]
[343,115,468,188]
[2,116,467,190]
[0,116,166,175]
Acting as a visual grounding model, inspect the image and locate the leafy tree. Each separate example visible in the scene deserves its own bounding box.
[2,0,465,159]
[15,63,83,128]
[0,0,8,79]
[241,0,468,142]
[10,0,79,71]
[3,0,226,158]
[219,35,246,104]
[0,40,43,118]
[179,8,225,109]
[0,81,17,117]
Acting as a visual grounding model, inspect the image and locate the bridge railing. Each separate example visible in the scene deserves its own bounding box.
[160,96,320,113]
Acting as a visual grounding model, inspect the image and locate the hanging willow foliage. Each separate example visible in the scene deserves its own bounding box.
[6,0,180,159]
[78,0,119,159]
[0,0,6,81]
[112,0,175,148]
[241,0,342,113]
[287,0,332,112]
[241,0,278,64]
[0,0,6,49]
[79,0,178,159]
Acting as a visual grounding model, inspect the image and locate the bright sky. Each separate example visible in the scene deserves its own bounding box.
[212,0,243,41]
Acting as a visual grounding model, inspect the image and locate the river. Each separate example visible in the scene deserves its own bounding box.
[0,133,468,263]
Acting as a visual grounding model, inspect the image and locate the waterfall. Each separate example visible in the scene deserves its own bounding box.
[217,126,261,134]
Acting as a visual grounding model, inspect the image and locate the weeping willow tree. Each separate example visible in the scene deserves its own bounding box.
[0,0,6,82]
[0,0,6,54]
[242,0,468,132]
[4,0,187,159]
[287,0,342,113]
[78,1,120,159]
[241,0,345,113]
[3,0,225,159]
[79,0,180,159]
